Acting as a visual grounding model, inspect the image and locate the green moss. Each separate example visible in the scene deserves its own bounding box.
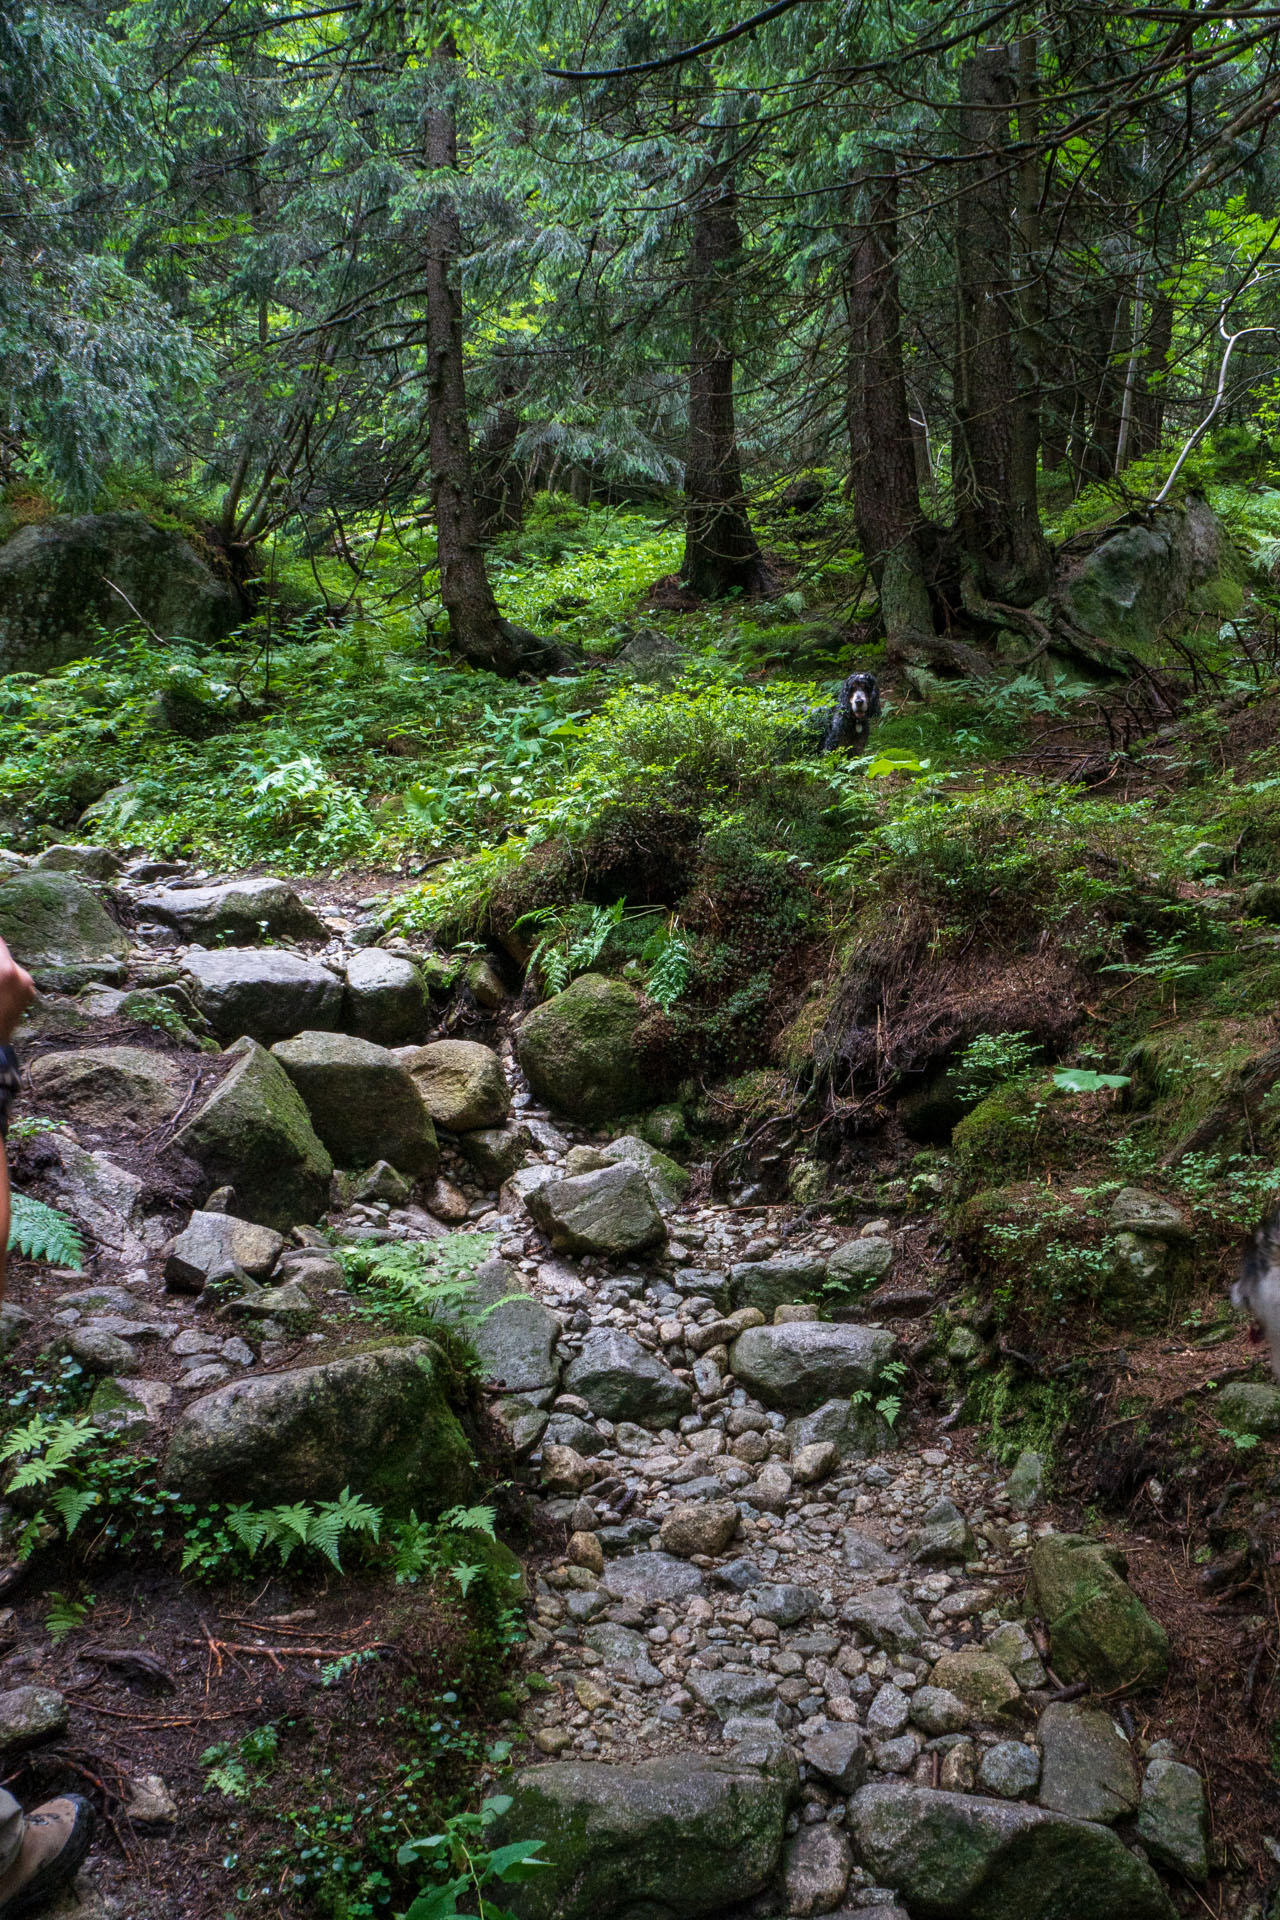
[951,1079,1041,1187]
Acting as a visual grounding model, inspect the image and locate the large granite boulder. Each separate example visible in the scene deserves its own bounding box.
[0,871,127,991]
[728,1256,827,1318]
[162,1337,473,1510]
[403,1039,509,1131]
[1056,495,1241,655]
[848,1781,1175,1920]
[343,950,427,1046]
[1027,1534,1169,1694]
[598,1136,690,1212]
[181,948,342,1043]
[527,1164,667,1258]
[272,1031,438,1175]
[564,1328,692,1425]
[27,1046,186,1128]
[0,510,238,672]
[135,877,327,944]
[488,1746,797,1920]
[175,1036,333,1231]
[516,974,647,1121]
[729,1322,897,1411]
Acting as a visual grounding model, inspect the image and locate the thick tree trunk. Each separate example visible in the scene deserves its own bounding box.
[423,44,526,674]
[952,47,1053,602]
[682,166,772,598]
[1133,287,1174,457]
[845,163,932,635]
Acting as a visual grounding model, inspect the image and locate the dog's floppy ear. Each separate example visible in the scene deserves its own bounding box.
[867,675,882,718]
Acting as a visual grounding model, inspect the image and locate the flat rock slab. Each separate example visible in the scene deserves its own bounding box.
[1037,1703,1138,1824]
[27,1045,187,1128]
[0,871,127,991]
[601,1553,705,1605]
[136,877,327,943]
[489,1746,797,1920]
[182,949,342,1044]
[163,1338,473,1510]
[729,1322,897,1411]
[272,1030,438,1176]
[848,1781,1175,1920]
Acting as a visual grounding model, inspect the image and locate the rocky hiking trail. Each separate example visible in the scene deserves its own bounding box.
[0,846,1235,1920]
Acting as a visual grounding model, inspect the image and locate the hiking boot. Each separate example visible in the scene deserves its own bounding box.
[0,1797,94,1917]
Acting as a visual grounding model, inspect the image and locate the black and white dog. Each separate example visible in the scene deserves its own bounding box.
[820,672,882,752]
[1234,1203,1280,1377]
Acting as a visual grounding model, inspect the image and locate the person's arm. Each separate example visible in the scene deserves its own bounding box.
[0,940,36,1306]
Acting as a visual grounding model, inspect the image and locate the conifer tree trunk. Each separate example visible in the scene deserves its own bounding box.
[952,47,1052,602]
[423,40,525,674]
[682,166,772,598]
[845,161,931,636]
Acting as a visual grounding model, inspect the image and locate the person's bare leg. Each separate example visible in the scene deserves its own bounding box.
[0,935,36,1311]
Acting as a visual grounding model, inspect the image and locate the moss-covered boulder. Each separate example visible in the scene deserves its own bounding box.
[848,1781,1174,1920]
[1215,1380,1280,1437]
[0,871,128,991]
[162,1337,474,1510]
[272,1031,438,1176]
[488,1746,797,1920]
[175,1036,333,1231]
[598,1135,690,1211]
[1057,494,1242,655]
[1028,1533,1169,1694]
[951,1082,1039,1187]
[516,974,647,1121]
[27,1045,185,1128]
[0,510,238,673]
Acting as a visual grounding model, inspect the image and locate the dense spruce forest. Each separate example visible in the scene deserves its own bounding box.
[6,1,1280,1916]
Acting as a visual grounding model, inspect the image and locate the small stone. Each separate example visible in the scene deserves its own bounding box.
[541,1445,595,1494]
[978,1741,1040,1799]
[751,1463,793,1513]
[791,1441,837,1485]
[567,1531,605,1576]
[927,1648,1021,1723]
[1004,1448,1045,1513]
[866,1684,911,1738]
[908,1686,969,1736]
[939,1739,976,1792]
[783,1822,852,1917]
[0,1686,68,1752]
[123,1773,178,1829]
[803,1724,866,1792]
[984,1621,1046,1690]
[908,1496,976,1565]
[424,1175,471,1224]
[534,1727,573,1755]
[657,1501,739,1559]
[572,1674,613,1712]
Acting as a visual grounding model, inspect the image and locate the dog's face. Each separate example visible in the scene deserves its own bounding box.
[843,673,880,723]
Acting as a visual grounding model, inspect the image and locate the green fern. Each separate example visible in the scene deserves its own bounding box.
[8,1192,85,1267]
[642,924,694,1012]
[1,1415,96,1489]
[45,1590,93,1641]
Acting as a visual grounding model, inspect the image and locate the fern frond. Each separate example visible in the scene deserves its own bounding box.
[8,1192,85,1267]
